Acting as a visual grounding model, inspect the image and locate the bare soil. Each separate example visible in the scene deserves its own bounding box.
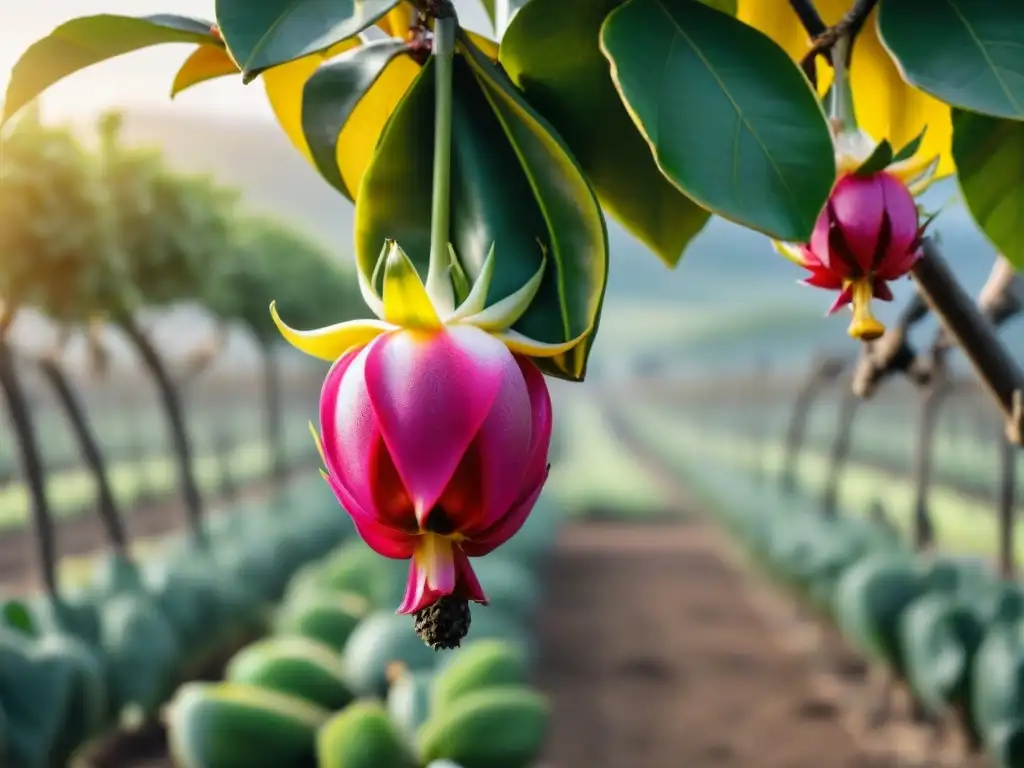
[534,520,896,768]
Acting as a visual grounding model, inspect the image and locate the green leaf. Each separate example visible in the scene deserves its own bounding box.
[878,0,1024,120]
[599,0,835,241]
[495,0,532,38]
[2,14,219,125]
[353,45,609,382]
[952,109,1024,270]
[214,0,398,81]
[302,39,412,198]
[697,0,736,14]
[892,127,927,165]
[479,0,498,31]
[500,0,710,267]
[853,139,894,176]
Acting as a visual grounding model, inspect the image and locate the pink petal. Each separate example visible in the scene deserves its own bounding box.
[454,549,487,605]
[461,470,547,557]
[322,470,417,559]
[801,271,844,290]
[872,279,894,302]
[830,174,885,273]
[396,538,487,614]
[364,326,508,527]
[439,351,533,534]
[827,283,854,315]
[878,172,920,262]
[320,343,406,526]
[809,206,832,262]
[514,357,553,493]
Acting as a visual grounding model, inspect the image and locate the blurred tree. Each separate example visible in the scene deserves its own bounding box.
[0,106,125,588]
[207,215,364,485]
[95,111,240,545]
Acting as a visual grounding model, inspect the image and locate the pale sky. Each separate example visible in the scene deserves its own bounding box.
[0,1,491,120]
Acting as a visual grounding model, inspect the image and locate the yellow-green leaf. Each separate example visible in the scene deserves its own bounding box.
[171,44,239,97]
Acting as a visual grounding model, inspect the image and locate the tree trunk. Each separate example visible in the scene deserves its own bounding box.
[0,340,58,595]
[36,356,129,557]
[118,314,206,546]
[261,342,287,486]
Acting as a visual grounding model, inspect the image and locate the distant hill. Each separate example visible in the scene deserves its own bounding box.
[33,107,1013,376]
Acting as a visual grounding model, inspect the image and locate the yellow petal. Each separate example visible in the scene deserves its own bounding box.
[847,16,954,180]
[739,1,954,181]
[171,44,239,98]
[848,279,885,341]
[493,328,589,358]
[736,0,810,62]
[262,39,362,164]
[381,242,442,329]
[270,301,394,361]
[772,240,808,267]
[377,2,415,39]
[308,422,327,466]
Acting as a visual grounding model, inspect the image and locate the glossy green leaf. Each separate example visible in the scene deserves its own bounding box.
[878,0,1024,120]
[599,0,835,241]
[354,44,608,381]
[479,0,497,31]
[302,39,412,198]
[892,127,927,165]
[952,109,1024,270]
[214,0,398,81]
[854,140,894,176]
[698,0,736,14]
[2,14,219,124]
[500,0,710,266]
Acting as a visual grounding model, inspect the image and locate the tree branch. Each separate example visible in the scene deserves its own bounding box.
[790,0,880,85]
[911,239,1024,445]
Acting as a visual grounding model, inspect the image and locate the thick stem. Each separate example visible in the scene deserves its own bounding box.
[37,356,129,556]
[997,432,1018,579]
[0,339,57,595]
[425,11,457,303]
[912,240,1024,444]
[822,386,860,518]
[261,342,286,486]
[118,314,206,546]
[829,35,857,133]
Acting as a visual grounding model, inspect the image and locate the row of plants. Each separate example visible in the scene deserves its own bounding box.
[618,402,1024,768]
[0,475,349,767]
[162,489,564,768]
[650,388,1018,507]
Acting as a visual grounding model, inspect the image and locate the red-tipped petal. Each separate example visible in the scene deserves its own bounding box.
[801,271,845,290]
[321,470,417,559]
[872,279,895,302]
[396,537,487,614]
[461,471,547,557]
[827,283,855,315]
[364,326,507,527]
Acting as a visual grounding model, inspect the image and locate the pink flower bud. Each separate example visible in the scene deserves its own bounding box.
[316,324,552,616]
[792,170,923,340]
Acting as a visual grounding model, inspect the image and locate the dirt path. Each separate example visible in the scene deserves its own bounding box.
[535,520,895,768]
